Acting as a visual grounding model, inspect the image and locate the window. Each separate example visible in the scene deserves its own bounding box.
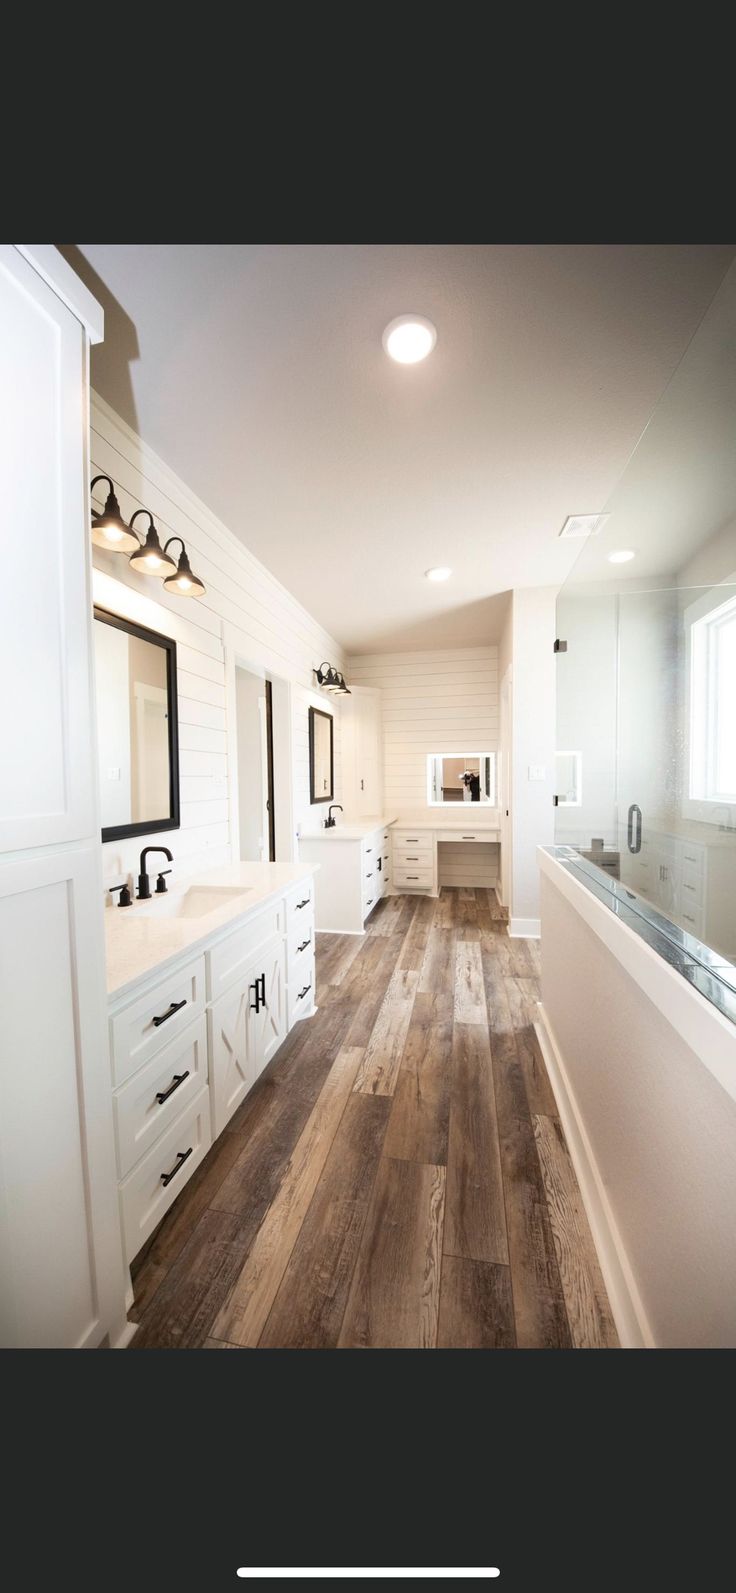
[427,753,496,806]
[689,593,736,804]
[554,751,582,807]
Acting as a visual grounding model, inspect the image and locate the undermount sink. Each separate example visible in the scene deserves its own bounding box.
[134,885,253,919]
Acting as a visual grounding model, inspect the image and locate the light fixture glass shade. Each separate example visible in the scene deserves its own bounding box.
[90,482,139,553]
[129,514,178,577]
[163,543,206,597]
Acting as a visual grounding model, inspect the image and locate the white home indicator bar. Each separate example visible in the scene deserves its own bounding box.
[236,1573,500,1580]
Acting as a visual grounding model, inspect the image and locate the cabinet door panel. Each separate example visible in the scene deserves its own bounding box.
[249,935,286,1073]
[209,980,256,1136]
[0,247,94,849]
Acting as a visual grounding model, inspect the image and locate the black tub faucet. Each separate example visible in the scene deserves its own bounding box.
[324,804,343,829]
[137,846,173,900]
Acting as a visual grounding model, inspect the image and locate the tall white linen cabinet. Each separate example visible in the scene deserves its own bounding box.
[0,246,130,1347]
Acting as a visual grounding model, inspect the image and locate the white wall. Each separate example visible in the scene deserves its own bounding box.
[90,394,344,891]
[541,867,736,1347]
[347,646,498,813]
[509,588,556,932]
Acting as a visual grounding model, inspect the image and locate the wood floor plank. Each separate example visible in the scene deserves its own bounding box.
[213,1045,366,1346]
[491,1033,572,1348]
[503,978,558,1118]
[339,1157,446,1349]
[259,1093,392,1348]
[132,1206,268,1349]
[438,1256,516,1348]
[383,995,452,1166]
[533,1115,619,1349]
[416,927,456,1021]
[353,968,419,1096]
[203,1337,243,1349]
[444,1023,509,1265]
[317,932,365,986]
[453,941,487,1024]
[397,895,437,971]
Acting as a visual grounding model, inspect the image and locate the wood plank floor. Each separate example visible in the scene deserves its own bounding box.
[130,889,619,1350]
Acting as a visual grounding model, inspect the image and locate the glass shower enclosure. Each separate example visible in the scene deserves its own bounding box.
[554,257,736,1018]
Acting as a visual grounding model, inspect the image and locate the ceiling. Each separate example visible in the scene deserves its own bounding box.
[63,243,734,651]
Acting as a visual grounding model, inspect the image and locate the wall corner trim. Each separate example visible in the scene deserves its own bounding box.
[534,1003,655,1350]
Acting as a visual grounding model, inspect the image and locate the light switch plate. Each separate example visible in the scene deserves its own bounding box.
[528,764,547,781]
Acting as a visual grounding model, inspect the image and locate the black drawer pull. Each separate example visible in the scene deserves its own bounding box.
[406,876,418,881]
[297,937,311,953]
[156,1070,190,1105]
[366,871,373,878]
[298,982,312,1000]
[160,1147,193,1187]
[152,998,187,1028]
[366,847,373,853]
[296,897,310,909]
[405,838,418,842]
[462,835,475,840]
[406,856,419,861]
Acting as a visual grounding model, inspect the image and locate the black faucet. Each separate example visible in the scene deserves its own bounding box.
[324,804,343,829]
[137,846,173,900]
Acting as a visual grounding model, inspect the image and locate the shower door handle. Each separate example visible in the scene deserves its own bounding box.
[627,803,642,854]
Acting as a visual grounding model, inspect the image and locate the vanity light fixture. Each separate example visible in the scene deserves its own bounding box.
[608,549,636,564]
[90,476,140,552]
[383,315,437,364]
[128,511,178,577]
[162,537,207,598]
[315,662,351,694]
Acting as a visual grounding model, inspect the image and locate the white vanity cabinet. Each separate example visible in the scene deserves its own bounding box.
[299,823,393,933]
[107,870,316,1264]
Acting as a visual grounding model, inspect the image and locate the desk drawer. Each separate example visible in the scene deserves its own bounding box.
[394,864,434,890]
[392,830,432,853]
[111,955,206,1088]
[435,828,496,844]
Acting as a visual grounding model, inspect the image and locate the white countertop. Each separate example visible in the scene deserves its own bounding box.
[299,816,397,842]
[105,860,316,1001]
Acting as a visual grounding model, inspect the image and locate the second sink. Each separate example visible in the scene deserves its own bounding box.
[135,885,253,919]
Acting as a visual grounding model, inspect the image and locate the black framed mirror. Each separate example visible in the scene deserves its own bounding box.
[93,607,180,842]
[309,706,334,804]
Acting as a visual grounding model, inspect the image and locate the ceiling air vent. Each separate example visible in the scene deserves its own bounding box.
[558,513,609,539]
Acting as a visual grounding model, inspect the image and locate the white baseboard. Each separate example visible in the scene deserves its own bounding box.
[110,1319,138,1349]
[534,1004,654,1350]
[509,916,540,938]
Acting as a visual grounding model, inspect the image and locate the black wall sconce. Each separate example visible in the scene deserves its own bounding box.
[90,476,140,553]
[315,661,351,694]
[90,478,207,598]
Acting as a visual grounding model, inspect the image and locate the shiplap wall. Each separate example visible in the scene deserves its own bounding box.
[90,394,344,890]
[347,646,499,813]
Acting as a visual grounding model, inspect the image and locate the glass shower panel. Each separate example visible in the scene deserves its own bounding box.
[553,254,736,999]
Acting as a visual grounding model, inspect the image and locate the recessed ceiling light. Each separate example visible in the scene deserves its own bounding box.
[383,315,437,364]
[608,549,636,564]
[558,513,609,539]
[425,566,452,582]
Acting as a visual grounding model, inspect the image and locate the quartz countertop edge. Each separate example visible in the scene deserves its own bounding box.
[298,813,501,840]
[105,860,318,1003]
[298,816,397,842]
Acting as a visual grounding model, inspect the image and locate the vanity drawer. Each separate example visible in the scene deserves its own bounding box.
[362,887,379,917]
[393,864,434,890]
[392,830,432,853]
[111,955,206,1088]
[288,956,315,1024]
[287,906,315,964]
[434,828,494,844]
[680,903,705,938]
[681,872,704,909]
[208,902,283,1002]
[681,845,704,872]
[288,930,314,983]
[113,1016,208,1180]
[394,846,432,869]
[119,1087,211,1262]
[285,878,314,921]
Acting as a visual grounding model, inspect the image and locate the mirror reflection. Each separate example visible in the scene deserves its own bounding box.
[93,608,179,840]
[309,706,334,803]
[428,753,496,805]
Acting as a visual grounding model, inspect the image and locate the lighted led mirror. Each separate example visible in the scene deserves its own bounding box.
[554,751,582,807]
[427,753,496,806]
